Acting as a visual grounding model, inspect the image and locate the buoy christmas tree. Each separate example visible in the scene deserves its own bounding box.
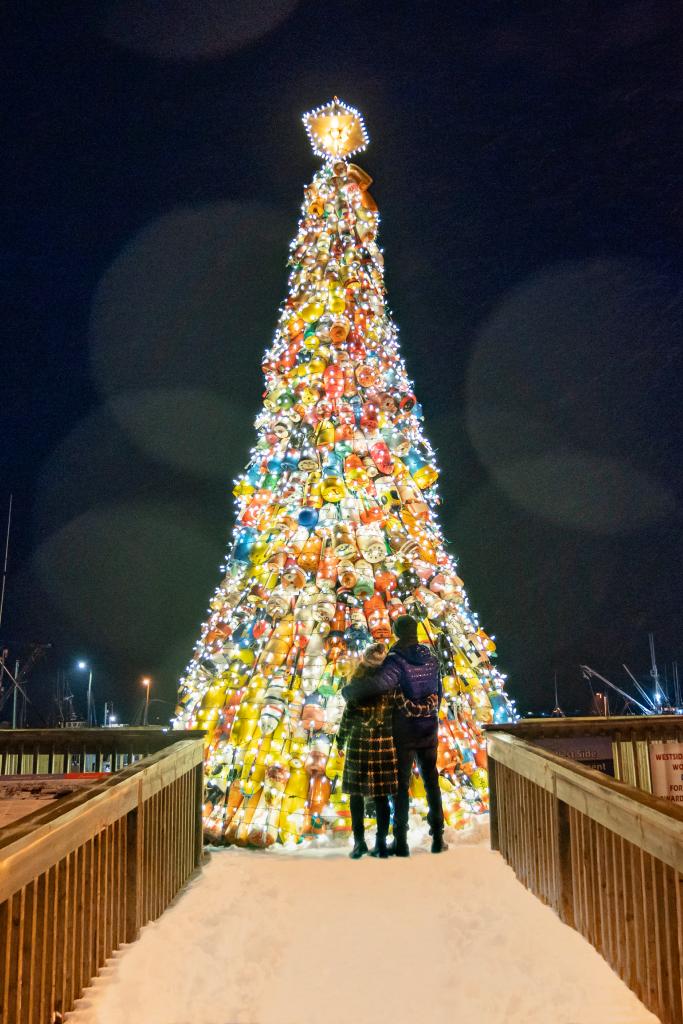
[174,99,515,847]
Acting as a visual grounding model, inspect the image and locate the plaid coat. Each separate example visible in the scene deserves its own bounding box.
[337,669,398,797]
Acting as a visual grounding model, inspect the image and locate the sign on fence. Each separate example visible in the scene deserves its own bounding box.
[649,741,683,804]
[534,735,615,775]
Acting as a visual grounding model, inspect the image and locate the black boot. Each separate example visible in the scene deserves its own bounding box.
[349,794,368,858]
[350,838,369,859]
[370,796,391,858]
[389,829,410,857]
[431,832,449,853]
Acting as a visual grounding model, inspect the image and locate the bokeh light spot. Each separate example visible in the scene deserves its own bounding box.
[467,258,680,533]
[494,451,676,534]
[34,504,221,655]
[90,202,289,399]
[102,0,299,60]
[108,388,252,479]
[36,406,157,537]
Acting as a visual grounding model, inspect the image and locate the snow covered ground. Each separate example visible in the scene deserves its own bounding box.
[68,820,658,1024]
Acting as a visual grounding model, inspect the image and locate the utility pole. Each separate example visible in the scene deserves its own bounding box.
[12,660,19,729]
[142,677,151,726]
[0,494,12,631]
[551,671,565,717]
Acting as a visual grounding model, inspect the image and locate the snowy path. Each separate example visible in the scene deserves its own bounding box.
[69,823,658,1024]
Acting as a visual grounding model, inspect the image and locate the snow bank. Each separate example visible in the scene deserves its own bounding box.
[68,821,658,1024]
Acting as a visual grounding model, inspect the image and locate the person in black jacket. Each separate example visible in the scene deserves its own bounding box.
[343,615,447,856]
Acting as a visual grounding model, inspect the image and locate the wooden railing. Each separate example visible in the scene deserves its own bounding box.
[487,728,683,1024]
[0,727,195,777]
[488,715,683,793]
[0,730,205,1024]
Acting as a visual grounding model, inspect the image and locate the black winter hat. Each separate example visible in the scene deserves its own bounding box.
[394,615,419,645]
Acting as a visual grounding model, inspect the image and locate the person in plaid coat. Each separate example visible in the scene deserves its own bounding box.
[336,643,398,859]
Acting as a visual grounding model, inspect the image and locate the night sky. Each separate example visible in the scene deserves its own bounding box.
[3,1,681,725]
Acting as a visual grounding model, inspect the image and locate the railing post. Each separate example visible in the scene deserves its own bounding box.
[194,763,204,869]
[124,787,143,943]
[488,755,499,851]
[555,797,574,928]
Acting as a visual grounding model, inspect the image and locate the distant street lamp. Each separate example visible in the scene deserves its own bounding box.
[142,677,151,726]
[77,661,94,726]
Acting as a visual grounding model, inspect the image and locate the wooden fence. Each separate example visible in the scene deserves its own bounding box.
[489,715,683,793]
[487,726,683,1024]
[0,730,205,1024]
[0,727,194,777]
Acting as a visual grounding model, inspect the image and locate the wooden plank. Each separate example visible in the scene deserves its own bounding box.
[497,764,507,860]
[194,763,204,870]
[569,807,583,935]
[166,783,173,906]
[44,865,58,1024]
[576,810,589,939]
[520,774,528,887]
[92,831,102,973]
[169,776,178,900]
[141,793,149,927]
[6,889,25,1024]
[584,814,595,945]
[157,787,165,914]
[513,771,524,885]
[0,897,12,1022]
[63,849,78,1012]
[660,862,680,1024]
[609,831,623,979]
[651,857,667,1022]
[540,786,549,901]
[151,791,159,920]
[595,823,609,964]
[619,836,635,992]
[629,738,640,788]
[81,838,94,996]
[121,813,129,940]
[97,828,108,969]
[539,787,549,901]
[630,841,646,1003]
[488,756,499,850]
[105,824,114,959]
[555,799,574,927]
[141,797,150,926]
[52,858,68,1024]
[112,817,122,949]
[536,785,546,901]
[73,844,85,1003]
[182,770,191,880]
[154,791,162,920]
[506,769,518,877]
[157,787,165,911]
[124,804,141,944]
[523,776,535,895]
[34,871,49,1024]
[17,881,35,1024]
[675,870,683,1022]
[640,850,659,1016]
